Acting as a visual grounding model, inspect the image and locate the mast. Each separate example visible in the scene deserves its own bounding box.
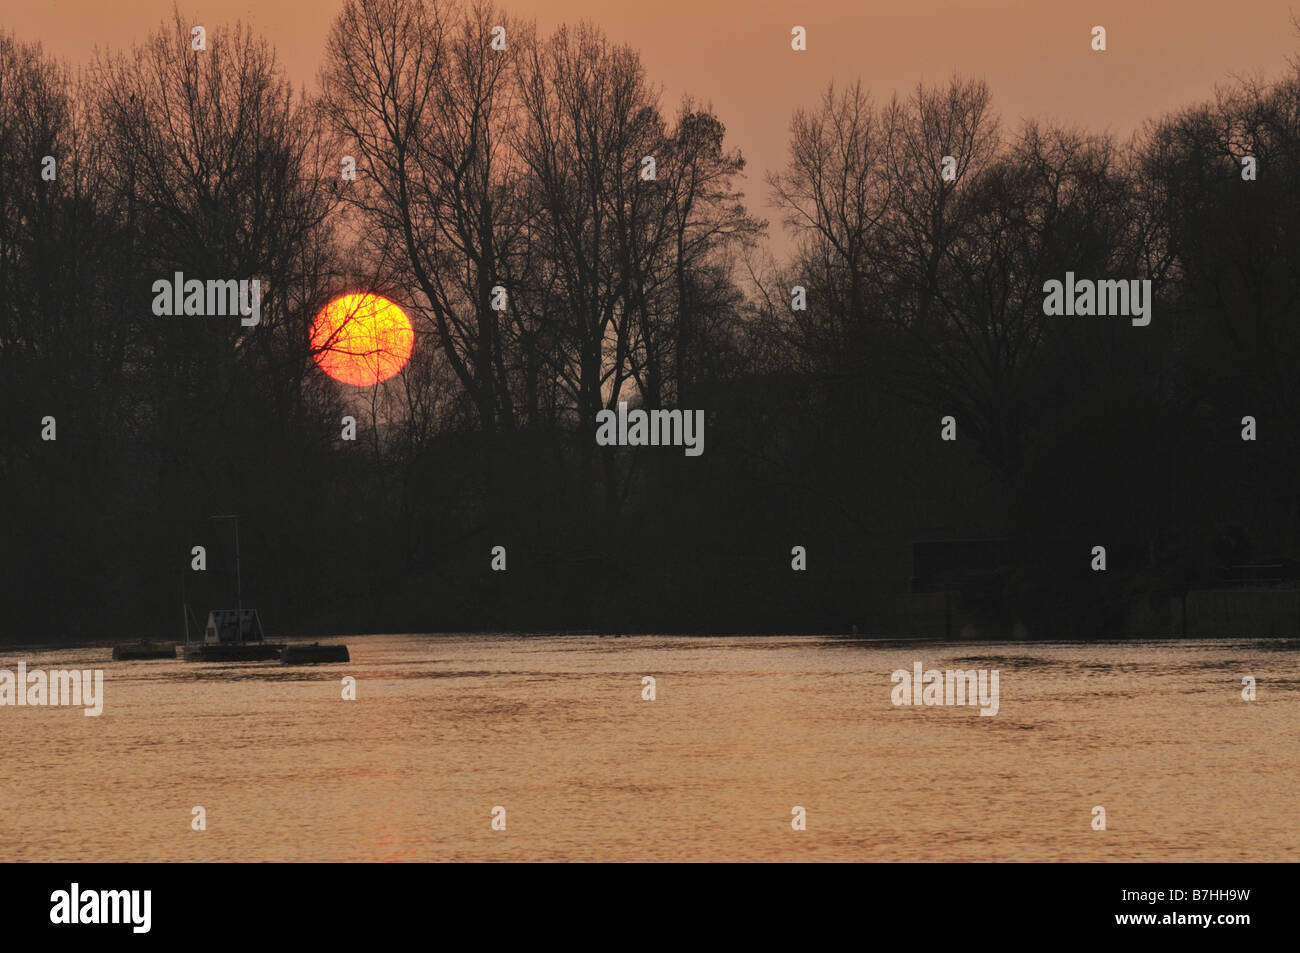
[233,516,243,630]
[181,569,189,645]
[210,514,243,639]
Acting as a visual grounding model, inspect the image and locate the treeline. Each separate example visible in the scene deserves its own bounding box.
[2,0,1299,641]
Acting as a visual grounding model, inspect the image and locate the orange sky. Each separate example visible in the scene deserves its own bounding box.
[6,0,1298,254]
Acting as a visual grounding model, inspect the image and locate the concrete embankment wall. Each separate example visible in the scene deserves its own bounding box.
[898,588,1300,639]
[895,591,1028,640]
[1179,589,1300,637]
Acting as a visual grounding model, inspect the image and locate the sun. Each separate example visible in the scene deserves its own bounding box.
[310,293,414,386]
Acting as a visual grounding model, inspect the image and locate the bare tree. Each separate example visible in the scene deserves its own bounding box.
[322,0,524,436]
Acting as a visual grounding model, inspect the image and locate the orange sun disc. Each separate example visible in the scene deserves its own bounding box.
[311,293,414,386]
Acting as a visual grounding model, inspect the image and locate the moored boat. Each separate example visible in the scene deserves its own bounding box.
[183,608,285,662]
[182,515,286,662]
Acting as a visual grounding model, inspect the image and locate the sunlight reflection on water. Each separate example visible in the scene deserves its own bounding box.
[3,634,1297,861]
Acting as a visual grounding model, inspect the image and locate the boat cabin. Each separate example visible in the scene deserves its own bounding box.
[204,609,265,644]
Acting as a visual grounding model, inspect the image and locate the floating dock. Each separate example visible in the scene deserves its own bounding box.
[112,641,177,660]
[281,643,350,664]
[183,642,285,662]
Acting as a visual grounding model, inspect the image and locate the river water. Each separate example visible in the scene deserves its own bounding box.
[3,634,1297,861]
